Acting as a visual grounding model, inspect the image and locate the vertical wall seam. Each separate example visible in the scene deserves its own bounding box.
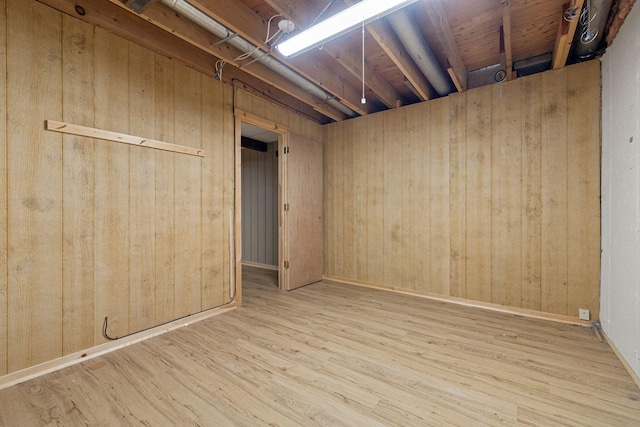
[539,76,544,313]
[463,96,469,300]
[198,75,202,310]
[153,53,159,325]
[2,0,7,376]
[538,78,543,313]
[463,100,467,300]
[199,74,203,310]
[564,70,569,316]
[59,11,65,357]
[126,41,132,334]
[491,86,495,305]
[172,61,177,319]
[92,25,97,346]
[491,86,495,304]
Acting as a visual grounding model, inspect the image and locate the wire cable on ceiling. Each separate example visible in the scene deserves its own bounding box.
[214,59,226,81]
[157,0,358,118]
[234,14,282,62]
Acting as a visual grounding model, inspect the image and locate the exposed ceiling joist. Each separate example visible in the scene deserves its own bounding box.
[107,0,349,121]
[38,0,631,123]
[130,1,244,69]
[344,0,434,101]
[424,0,467,91]
[38,0,338,123]
[323,42,404,108]
[501,0,514,80]
[265,0,405,108]
[187,0,374,115]
[552,0,585,69]
[366,21,435,101]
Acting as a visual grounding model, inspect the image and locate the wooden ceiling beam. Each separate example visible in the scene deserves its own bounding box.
[424,0,467,91]
[264,0,404,108]
[264,0,320,29]
[501,0,514,80]
[188,0,374,115]
[323,42,404,108]
[107,0,349,121]
[121,0,348,120]
[552,4,571,69]
[38,0,343,122]
[344,0,434,101]
[125,1,244,68]
[367,20,435,101]
[552,0,585,69]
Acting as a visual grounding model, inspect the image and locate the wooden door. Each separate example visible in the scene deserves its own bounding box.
[281,134,323,290]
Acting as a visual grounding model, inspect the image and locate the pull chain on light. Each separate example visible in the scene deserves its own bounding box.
[361,18,366,104]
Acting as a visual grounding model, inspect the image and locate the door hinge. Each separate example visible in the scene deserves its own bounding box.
[284,146,290,154]
[284,203,289,212]
[284,261,290,269]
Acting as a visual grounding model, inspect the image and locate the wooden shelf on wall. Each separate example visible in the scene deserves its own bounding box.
[45,120,205,157]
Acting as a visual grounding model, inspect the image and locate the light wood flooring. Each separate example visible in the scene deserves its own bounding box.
[1,266,639,426]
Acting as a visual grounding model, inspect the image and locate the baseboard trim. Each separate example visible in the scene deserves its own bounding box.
[0,303,237,391]
[241,261,278,271]
[322,276,594,327]
[599,329,640,390]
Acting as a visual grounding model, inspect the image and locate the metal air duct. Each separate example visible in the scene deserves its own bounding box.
[573,0,613,60]
[158,0,357,118]
[387,10,453,97]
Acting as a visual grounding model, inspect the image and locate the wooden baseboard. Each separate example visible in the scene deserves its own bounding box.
[241,261,278,271]
[0,303,237,391]
[322,276,594,327]
[600,329,640,390]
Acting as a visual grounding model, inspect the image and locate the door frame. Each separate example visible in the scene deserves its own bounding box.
[234,109,290,302]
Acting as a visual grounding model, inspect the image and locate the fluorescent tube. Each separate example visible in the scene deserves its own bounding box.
[276,0,419,57]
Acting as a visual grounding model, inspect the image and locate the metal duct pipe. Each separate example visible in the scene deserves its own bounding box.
[573,0,613,60]
[388,10,453,97]
[159,0,357,117]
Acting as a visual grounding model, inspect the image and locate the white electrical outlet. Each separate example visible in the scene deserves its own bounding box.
[578,308,590,321]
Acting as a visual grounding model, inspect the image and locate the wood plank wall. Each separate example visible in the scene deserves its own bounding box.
[324,60,601,318]
[241,143,279,266]
[0,0,237,375]
[234,91,322,142]
[234,89,324,274]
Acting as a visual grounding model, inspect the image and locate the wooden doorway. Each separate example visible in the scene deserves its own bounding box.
[235,110,286,303]
[280,133,323,290]
[239,123,279,272]
[234,110,323,299]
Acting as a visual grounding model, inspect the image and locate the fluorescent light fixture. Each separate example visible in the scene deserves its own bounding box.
[276,0,419,57]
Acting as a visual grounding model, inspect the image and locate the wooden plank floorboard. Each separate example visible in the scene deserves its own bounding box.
[0,265,639,426]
